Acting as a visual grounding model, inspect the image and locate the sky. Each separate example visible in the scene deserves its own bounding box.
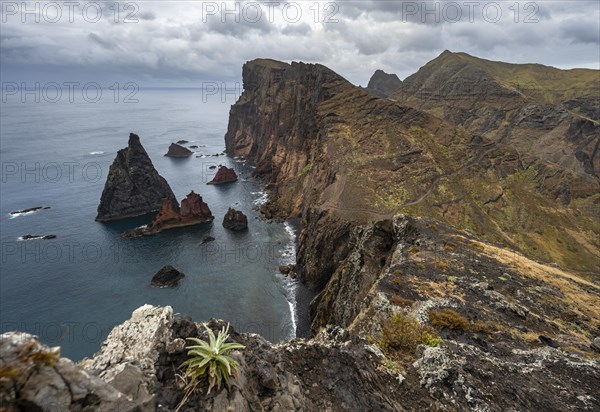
[1,1,599,87]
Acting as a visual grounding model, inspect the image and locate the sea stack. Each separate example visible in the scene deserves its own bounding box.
[207,165,238,185]
[222,208,248,231]
[164,143,193,158]
[96,133,177,222]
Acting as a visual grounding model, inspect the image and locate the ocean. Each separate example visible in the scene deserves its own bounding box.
[0,88,311,360]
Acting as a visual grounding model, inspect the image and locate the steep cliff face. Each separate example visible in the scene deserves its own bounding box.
[226,58,599,278]
[96,133,177,221]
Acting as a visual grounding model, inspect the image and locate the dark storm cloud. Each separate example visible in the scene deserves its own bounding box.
[560,18,600,45]
[0,1,598,86]
[206,13,273,36]
[88,32,121,50]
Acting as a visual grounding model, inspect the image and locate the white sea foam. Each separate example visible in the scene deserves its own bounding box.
[280,221,298,337]
[89,151,105,155]
[253,192,269,206]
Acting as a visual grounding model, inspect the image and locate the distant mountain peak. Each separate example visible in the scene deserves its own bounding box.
[366,69,402,98]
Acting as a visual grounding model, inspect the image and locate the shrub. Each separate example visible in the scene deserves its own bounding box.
[177,324,245,409]
[433,261,449,270]
[429,309,469,330]
[380,312,442,355]
[429,309,493,334]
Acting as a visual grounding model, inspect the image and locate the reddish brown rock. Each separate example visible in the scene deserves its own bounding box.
[149,191,213,232]
[123,191,213,237]
[208,165,238,185]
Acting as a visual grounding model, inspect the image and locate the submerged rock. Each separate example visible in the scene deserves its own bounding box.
[96,133,177,222]
[165,143,192,158]
[151,265,185,287]
[208,165,238,185]
[222,208,248,231]
[201,236,216,244]
[177,140,189,144]
[20,234,56,240]
[10,206,49,215]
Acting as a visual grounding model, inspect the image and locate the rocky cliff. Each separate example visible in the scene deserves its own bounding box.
[221,57,600,409]
[225,58,599,274]
[96,133,177,221]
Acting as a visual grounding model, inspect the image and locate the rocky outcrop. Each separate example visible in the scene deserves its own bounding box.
[222,208,248,231]
[96,133,177,222]
[124,191,213,237]
[151,265,185,287]
[207,165,238,184]
[0,332,143,411]
[164,143,192,158]
[366,69,402,97]
[4,303,599,411]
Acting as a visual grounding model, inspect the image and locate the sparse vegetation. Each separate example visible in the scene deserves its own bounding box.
[433,261,449,270]
[389,295,413,308]
[429,309,492,334]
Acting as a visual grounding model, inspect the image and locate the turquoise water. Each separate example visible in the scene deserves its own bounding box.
[0,89,306,360]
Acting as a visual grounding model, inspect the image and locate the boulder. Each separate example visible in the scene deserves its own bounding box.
[151,265,185,287]
[96,133,177,221]
[0,332,141,411]
[177,140,189,144]
[165,143,193,158]
[223,208,248,231]
[279,264,294,275]
[208,165,238,185]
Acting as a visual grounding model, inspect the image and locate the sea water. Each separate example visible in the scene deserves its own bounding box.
[0,89,309,360]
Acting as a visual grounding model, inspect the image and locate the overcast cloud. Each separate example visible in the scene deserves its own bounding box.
[0,1,598,87]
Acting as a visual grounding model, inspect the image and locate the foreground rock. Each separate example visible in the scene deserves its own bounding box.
[207,165,238,184]
[164,143,192,158]
[96,133,177,221]
[0,332,142,411]
[151,265,185,287]
[123,191,213,237]
[3,304,598,411]
[222,208,248,231]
